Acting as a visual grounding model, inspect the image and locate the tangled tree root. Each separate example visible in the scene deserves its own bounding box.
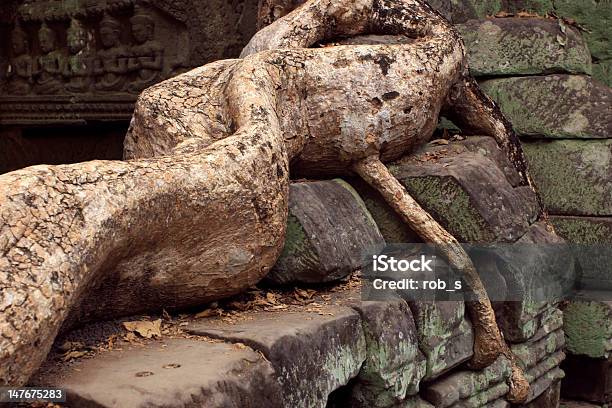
[1,0,533,399]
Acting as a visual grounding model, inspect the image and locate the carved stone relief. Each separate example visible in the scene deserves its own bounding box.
[0,0,258,125]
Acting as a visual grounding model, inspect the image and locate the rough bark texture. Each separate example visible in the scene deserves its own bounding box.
[1,0,535,395]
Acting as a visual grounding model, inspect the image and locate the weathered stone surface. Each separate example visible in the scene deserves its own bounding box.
[0,0,259,125]
[388,149,538,243]
[511,328,566,403]
[458,18,591,77]
[267,180,384,285]
[551,217,612,290]
[35,338,282,408]
[348,300,427,408]
[554,0,612,62]
[523,140,612,215]
[481,75,612,139]
[427,0,554,24]
[407,301,474,380]
[519,380,561,408]
[552,216,612,245]
[563,300,612,359]
[187,305,367,408]
[561,354,612,404]
[422,356,512,407]
[350,136,526,243]
[487,222,573,342]
[593,59,612,88]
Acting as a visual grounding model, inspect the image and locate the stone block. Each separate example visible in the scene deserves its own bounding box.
[349,300,427,408]
[458,18,591,77]
[551,216,612,290]
[268,179,384,284]
[480,75,612,139]
[187,305,367,408]
[519,380,561,408]
[407,300,474,380]
[523,140,612,215]
[422,356,512,407]
[511,328,566,403]
[388,147,538,243]
[36,338,282,408]
[563,300,612,359]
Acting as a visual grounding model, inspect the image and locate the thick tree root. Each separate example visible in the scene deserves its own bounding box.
[353,155,529,402]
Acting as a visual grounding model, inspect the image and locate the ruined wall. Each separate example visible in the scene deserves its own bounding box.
[0,0,258,172]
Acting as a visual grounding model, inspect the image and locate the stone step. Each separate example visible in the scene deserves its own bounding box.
[268,179,384,285]
[480,75,611,139]
[39,338,282,408]
[458,18,591,77]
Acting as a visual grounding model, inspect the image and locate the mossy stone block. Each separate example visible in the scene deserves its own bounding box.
[522,140,612,215]
[563,300,612,358]
[480,75,612,139]
[458,18,591,77]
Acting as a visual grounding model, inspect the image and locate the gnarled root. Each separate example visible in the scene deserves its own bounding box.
[353,155,529,403]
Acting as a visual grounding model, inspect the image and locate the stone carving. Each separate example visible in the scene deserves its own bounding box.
[0,0,258,125]
[93,13,128,91]
[64,18,93,93]
[127,5,164,92]
[34,22,64,94]
[6,21,34,95]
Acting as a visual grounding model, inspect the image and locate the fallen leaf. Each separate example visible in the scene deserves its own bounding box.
[266,292,279,304]
[63,350,87,361]
[122,319,162,339]
[430,138,450,145]
[162,363,181,369]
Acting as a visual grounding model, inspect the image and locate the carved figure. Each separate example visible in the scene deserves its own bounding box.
[0,1,539,402]
[127,5,164,92]
[6,21,33,95]
[63,18,93,93]
[94,13,129,92]
[34,22,64,94]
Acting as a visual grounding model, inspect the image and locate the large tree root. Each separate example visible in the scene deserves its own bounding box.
[1,0,532,398]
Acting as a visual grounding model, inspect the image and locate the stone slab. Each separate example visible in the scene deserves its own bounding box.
[389,149,538,243]
[348,300,427,408]
[187,305,367,408]
[458,18,591,77]
[422,356,512,407]
[407,301,474,381]
[480,75,612,139]
[36,338,282,408]
[523,140,612,215]
[268,179,384,285]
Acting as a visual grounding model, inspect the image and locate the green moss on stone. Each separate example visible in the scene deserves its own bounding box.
[563,301,612,358]
[397,175,494,242]
[522,140,611,215]
[592,59,612,87]
[280,213,308,258]
[551,217,612,244]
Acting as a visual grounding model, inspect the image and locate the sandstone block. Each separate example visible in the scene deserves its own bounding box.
[480,75,612,139]
[267,179,384,284]
[458,18,591,77]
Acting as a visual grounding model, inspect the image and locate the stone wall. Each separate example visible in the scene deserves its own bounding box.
[430,1,611,405]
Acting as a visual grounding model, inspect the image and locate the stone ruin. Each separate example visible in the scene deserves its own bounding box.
[0,0,611,407]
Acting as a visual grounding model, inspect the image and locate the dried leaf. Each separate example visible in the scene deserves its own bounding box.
[62,350,87,361]
[122,319,162,339]
[58,341,85,352]
[430,138,450,145]
[266,292,279,304]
